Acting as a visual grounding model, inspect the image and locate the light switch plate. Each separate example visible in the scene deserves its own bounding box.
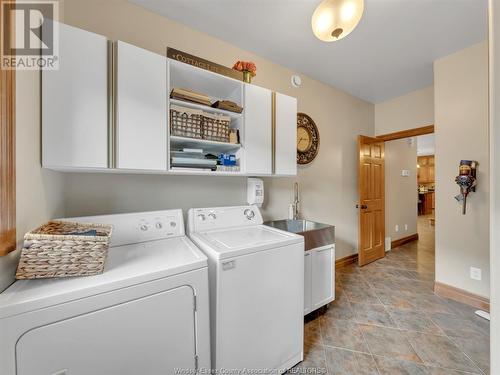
[401,170,410,177]
[470,267,482,281]
[395,225,399,232]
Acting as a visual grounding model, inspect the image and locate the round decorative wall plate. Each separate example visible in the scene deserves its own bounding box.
[297,113,320,165]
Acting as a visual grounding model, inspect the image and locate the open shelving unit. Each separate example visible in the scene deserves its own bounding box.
[167,59,245,175]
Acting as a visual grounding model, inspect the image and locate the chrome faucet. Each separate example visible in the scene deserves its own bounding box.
[292,182,300,220]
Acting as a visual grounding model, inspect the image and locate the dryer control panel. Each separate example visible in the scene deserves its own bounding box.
[63,209,185,247]
[188,205,264,233]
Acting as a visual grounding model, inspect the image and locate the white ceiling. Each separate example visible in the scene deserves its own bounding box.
[129,0,488,103]
[417,134,435,156]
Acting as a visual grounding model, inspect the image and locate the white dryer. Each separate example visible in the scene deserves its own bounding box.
[0,210,210,375]
[187,205,304,374]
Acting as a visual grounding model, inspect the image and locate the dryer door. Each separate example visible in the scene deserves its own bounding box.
[16,285,196,375]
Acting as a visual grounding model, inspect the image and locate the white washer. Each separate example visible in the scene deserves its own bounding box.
[0,210,210,375]
[187,205,304,374]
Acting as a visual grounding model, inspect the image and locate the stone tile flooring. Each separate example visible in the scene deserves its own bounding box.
[292,216,490,375]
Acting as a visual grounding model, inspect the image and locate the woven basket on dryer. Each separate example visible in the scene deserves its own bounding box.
[15,221,113,280]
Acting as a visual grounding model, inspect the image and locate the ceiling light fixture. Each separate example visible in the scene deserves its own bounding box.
[311,0,364,42]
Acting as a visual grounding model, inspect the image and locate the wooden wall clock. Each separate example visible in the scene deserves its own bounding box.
[297,113,320,165]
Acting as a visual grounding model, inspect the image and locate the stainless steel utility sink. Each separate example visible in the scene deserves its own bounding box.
[265,219,335,251]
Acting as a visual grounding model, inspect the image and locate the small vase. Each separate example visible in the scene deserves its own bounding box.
[242,70,252,83]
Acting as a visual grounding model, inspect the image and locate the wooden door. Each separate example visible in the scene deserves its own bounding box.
[357,136,385,266]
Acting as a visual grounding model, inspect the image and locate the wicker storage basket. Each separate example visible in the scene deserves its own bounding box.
[170,105,203,139]
[16,221,113,280]
[202,113,231,142]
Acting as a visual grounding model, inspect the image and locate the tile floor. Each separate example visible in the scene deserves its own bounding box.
[292,216,490,375]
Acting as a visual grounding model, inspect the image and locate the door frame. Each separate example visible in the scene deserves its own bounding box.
[359,125,435,257]
[0,0,16,257]
[376,125,434,142]
[488,0,499,372]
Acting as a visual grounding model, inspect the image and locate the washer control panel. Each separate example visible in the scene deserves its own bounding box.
[188,206,263,233]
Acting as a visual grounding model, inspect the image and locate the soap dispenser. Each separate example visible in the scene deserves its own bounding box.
[247,178,264,207]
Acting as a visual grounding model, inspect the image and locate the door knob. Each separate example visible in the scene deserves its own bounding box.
[356,204,368,209]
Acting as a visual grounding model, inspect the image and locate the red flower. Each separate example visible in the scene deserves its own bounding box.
[233,60,257,76]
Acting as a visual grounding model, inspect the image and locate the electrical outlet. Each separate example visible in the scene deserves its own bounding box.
[395,225,399,232]
[470,267,482,281]
[404,224,408,231]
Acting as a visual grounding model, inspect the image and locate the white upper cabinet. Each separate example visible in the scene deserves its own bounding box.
[42,22,108,169]
[116,41,167,171]
[274,93,297,176]
[243,84,272,175]
[41,23,297,176]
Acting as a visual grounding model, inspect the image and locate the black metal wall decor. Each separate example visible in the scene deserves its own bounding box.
[455,160,478,215]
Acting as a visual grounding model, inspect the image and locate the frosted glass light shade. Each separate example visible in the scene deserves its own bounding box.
[311,0,364,42]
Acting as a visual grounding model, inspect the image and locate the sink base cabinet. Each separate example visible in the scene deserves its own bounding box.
[304,245,335,315]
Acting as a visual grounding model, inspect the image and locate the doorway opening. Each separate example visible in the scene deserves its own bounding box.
[416,134,436,263]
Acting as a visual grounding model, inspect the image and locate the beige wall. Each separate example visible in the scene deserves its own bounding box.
[0,72,66,292]
[375,86,434,135]
[434,41,490,298]
[384,138,418,244]
[489,0,499,370]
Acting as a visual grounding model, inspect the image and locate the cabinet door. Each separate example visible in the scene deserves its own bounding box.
[274,93,297,176]
[429,164,435,182]
[312,246,334,310]
[304,252,312,315]
[42,22,108,169]
[116,41,167,170]
[244,84,272,175]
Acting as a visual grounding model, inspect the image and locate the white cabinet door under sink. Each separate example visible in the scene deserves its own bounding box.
[274,93,297,176]
[42,22,108,169]
[312,245,335,310]
[116,41,167,171]
[304,245,335,315]
[244,84,272,175]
